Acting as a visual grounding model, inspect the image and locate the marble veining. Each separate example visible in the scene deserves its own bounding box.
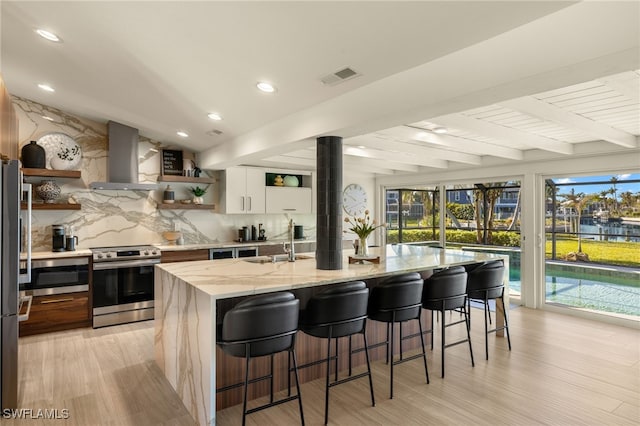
[13,96,316,251]
[155,245,507,426]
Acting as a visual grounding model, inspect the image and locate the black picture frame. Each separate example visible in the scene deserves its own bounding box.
[161,149,183,176]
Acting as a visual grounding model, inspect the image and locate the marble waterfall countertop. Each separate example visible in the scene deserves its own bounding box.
[155,244,505,299]
[154,244,509,426]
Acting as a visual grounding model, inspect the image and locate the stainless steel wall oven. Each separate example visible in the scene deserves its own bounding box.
[20,257,89,296]
[91,246,160,328]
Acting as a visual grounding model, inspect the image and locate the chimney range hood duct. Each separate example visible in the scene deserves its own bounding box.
[90,121,158,191]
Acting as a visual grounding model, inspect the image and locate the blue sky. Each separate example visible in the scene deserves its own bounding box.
[553,174,640,197]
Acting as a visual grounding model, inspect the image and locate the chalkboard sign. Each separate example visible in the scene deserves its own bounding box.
[161,149,183,176]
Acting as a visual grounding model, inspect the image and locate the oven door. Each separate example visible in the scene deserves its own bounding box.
[22,257,89,295]
[92,259,158,308]
[92,259,159,328]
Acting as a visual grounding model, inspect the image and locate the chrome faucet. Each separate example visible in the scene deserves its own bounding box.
[283,218,296,262]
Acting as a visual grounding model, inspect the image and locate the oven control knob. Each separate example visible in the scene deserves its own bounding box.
[143,250,149,255]
[106,253,112,258]
[97,253,103,259]
[151,250,157,255]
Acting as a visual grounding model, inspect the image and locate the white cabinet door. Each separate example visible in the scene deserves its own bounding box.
[223,167,266,214]
[245,167,265,214]
[224,167,248,214]
[265,187,312,214]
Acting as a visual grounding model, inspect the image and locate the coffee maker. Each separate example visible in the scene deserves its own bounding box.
[52,224,65,252]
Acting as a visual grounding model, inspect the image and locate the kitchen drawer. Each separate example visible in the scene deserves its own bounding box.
[161,249,210,263]
[19,291,91,336]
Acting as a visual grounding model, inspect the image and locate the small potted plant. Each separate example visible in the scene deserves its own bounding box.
[190,186,207,204]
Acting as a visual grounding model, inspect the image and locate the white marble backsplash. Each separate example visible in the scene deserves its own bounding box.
[13,96,315,251]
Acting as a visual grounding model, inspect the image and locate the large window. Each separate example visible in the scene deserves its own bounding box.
[385,189,439,244]
[444,182,521,247]
[544,174,640,317]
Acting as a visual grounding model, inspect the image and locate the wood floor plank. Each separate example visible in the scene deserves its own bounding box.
[12,306,639,425]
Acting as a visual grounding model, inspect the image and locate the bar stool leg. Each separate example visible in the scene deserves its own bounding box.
[324,329,333,425]
[242,345,251,426]
[362,330,376,408]
[290,348,305,425]
[390,317,395,399]
[430,310,435,350]
[484,298,490,360]
[440,306,446,378]
[417,311,430,384]
[464,303,475,367]
[502,293,512,351]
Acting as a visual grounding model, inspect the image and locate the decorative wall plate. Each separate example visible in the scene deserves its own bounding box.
[36,132,82,170]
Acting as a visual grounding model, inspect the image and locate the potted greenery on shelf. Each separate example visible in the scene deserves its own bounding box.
[190,186,207,204]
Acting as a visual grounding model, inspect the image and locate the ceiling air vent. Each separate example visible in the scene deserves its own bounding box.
[320,67,360,86]
[206,129,223,137]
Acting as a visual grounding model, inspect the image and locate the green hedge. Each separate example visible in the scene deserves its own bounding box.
[386,229,520,247]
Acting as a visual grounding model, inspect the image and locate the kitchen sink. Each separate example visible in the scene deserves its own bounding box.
[243,254,315,264]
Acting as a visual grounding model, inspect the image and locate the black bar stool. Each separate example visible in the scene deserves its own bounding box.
[216,292,305,426]
[298,281,375,425]
[466,260,512,360]
[367,272,429,399]
[422,266,474,378]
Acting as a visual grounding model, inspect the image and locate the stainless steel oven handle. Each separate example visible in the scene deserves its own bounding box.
[92,259,160,270]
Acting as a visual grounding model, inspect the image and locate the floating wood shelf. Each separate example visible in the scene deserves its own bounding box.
[157,203,216,210]
[157,175,216,184]
[21,168,81,178]
[23,202,82,210]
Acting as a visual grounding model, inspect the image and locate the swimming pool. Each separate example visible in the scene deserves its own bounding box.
[508,268,640,317]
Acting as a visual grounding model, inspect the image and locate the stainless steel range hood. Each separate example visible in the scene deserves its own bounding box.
[90,121,158,191]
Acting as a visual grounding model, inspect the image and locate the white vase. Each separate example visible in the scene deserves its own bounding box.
[193,196,204,204]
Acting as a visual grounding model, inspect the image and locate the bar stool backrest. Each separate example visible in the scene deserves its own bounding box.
[368,272,423,322]
[300,281,369,339]
[467,260,505,300]
[221,292,300,358]
[422,266,468,310]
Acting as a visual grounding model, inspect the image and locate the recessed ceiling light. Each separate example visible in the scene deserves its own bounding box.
[149,148,159,153]
[42,115,55,121]
[35,29,61,42]
[358,145,366,149]
[177,131,189,138]
[256,82,276,93]
[37,83,55,92]
[432,127,448,134]
[207,112,222,121]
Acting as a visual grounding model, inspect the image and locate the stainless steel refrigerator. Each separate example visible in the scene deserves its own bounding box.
[1,159,31,410]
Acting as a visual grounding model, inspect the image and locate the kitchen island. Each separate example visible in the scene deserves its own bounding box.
[154,245,508,426]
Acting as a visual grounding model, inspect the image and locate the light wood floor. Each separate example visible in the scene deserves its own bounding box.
[8,307,639,425]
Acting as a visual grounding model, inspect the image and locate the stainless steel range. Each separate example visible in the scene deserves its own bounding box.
[91,245,160,328]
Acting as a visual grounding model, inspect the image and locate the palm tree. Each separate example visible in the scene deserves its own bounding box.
[610,176,619,213]
[559,191,597,253]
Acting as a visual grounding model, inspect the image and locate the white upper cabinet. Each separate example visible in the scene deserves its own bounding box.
[265,187,312,214]
[221,167,265,214]
[221,167,314,214]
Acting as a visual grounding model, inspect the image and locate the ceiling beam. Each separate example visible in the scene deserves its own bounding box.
[343,145,448,169]
[500,96,638,148]
[343,155,419,174]
[435,113,574,155]
[354,129,482,165]
[598,72,640,102]
[404,124,524,160]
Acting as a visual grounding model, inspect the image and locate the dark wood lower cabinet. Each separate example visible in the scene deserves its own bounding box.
[19,291,91,337]
[161,249,210,263]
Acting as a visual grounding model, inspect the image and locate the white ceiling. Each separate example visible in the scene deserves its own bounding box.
[2,1,639,176]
